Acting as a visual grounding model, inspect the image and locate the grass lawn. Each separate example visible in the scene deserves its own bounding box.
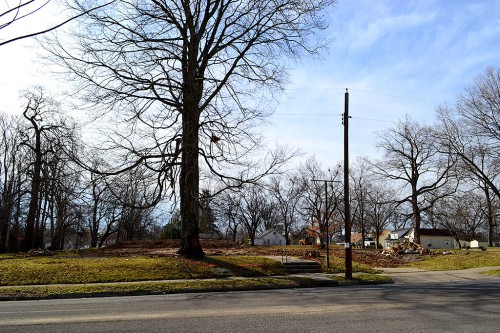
[407,249,500,271]
[319,256,380,274]
[1,246,498,300]
[0,255,286,286]
[0,277,322,300]
[329,273,393,285]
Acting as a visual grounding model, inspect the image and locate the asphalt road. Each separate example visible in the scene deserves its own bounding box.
[1,279,499,333]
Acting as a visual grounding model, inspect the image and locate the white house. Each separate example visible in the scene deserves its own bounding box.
[384,228,454,250]
[408,228,455,249]
[254,229,286,246]
[384,228,412,250]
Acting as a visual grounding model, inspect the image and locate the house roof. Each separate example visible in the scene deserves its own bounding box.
[350,233,362,243]
[256,229,283,239]
[419,228,452,237]
[457,233,488,242]
[391,228,412,239]
[378,229,391,240]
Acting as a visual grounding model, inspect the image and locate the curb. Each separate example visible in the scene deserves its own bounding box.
[0,275,392,301]
[337,280,360,286]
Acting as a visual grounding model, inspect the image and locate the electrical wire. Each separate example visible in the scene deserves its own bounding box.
[283,87,441,103]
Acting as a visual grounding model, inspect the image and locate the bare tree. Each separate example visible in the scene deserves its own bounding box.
[457,192,488,241]
[236,184,267,246]
[85,166,109,248]
[0,0,115,46]
[43,0,333,257]
[212,191,240,242]
[373,116,457,244]
[434,191,492,247]
[0,114,23,252]
[20,87,74,250]
[199,189,218,235]
[268,173,304,245]
[110,167,159,243]
[365,177,397,249]
[436,67,500,245]
[45,135,81,251]
[350,158,371,248]
[298,157,343,248]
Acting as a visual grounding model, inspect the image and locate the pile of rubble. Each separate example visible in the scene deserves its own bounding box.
[24,248,53,257]
[382,241,430,255]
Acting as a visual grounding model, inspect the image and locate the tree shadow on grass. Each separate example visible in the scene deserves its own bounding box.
[203,256,288,278]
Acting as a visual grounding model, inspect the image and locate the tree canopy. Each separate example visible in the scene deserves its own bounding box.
[44,0,335,257]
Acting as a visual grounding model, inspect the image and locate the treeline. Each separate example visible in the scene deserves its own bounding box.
[1,68,499,253]
[204,68,500,248]
[0,88,159,253]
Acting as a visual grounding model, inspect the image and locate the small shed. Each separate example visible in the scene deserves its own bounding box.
[457,235,489,249]
[254,229,286,246]
[470,239,488,248]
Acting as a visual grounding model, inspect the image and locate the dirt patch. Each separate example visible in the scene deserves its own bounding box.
[77,240,422,268]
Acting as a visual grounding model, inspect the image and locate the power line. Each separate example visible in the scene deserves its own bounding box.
[272,113,342,116]
[271,114,397,126]
[348,88,441,103]
[282,87,441,103]
[350,116,396,124]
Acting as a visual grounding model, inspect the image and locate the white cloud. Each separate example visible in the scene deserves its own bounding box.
[267,0,500,164]
[1,0,499,167]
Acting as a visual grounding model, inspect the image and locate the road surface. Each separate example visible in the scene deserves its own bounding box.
[1,279,499,333]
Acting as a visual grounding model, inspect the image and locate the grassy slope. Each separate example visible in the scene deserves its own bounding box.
[406,249,500,271]
[2,247,499,299]
[0,255,286,286]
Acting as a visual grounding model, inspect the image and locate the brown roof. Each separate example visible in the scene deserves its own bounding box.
[350,233,362,243]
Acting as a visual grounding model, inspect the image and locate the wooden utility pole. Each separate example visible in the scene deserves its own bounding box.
[343,88,352,279]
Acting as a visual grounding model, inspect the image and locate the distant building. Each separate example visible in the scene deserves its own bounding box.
[254,229,286,246]
[457,234,489,249]
[384,228,454,250]
[384,228,412,250]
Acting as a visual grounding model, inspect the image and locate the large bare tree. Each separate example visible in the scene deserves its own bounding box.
[0,114,23,252]
[436,67,500,245]
[20,87,75,250]
[44,0,334,257]
[373,117,457,244]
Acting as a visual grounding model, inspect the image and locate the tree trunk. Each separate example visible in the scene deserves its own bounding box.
[177,21,205,258]
[375,227,381,250]
[177,99,204,258]
[23,129,42,251]
[90,191,100,248]
[412,202,422,244]
[51,199,66,250]
[484,186,494,247]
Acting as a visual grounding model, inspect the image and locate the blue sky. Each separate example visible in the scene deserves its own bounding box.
[1,0,499,168]
[266,0,500,166]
